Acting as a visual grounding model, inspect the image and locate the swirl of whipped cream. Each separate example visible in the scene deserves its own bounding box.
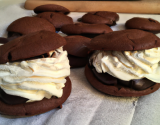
[0,47,70,102]
[90,48,160,83]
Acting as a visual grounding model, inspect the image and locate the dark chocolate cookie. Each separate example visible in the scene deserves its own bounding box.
[0,30,66,64]
[90,66,155,91]
[0,77,71,116]
[125,17,160,32]
[7,17,55,35]
[61,23,113,37]
[85,64,160,97]
[88,29,160,51]
[81,11,119,26]
[63,35,91,67]
[36,12,73,30]
[68,54,88,68]
[34,4,70,15]
[63,35,91,57]
[0,88,28,105]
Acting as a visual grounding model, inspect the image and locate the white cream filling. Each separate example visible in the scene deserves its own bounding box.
[0,47,70,102]
[90,47,160,83]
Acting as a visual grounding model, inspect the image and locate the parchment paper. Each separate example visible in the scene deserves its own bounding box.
[0,1,160,125]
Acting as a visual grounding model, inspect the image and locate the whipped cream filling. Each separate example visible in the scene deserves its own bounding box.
[0,47,70,102]
[90,48,160,83]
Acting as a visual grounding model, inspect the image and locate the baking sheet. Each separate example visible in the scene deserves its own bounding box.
[0,0,160,125]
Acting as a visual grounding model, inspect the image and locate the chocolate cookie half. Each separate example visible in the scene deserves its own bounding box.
[0,30,71,116]
[80,11,119,26]
[7,17,55,36]
[61,23,113,38]
[36,12,73,30]
[86,29,160,96]
[85,65,160,97]
[34,4,70,15]
[125,17,160,33]
[63,35,91,67]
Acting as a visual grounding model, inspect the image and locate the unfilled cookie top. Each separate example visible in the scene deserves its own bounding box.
[88,29,160,51]
[36,12,73,29]
[125,17,160,31]
[7,17,55,35]
[63,35,91,57]
[34,4,70,15]
[81,11,119,26]
[61,23,113,35]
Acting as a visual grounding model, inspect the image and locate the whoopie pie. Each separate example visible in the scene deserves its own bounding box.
[85,29,160,97]
[0,30,71,116]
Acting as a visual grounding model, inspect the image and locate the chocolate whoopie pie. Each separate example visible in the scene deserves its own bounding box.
[7,17,55,37]
[63,35,91,67]
[61,23,113,38]
[80,11,119,26]
[125,17,160,33]
[0,30,71,116]
[36,12,73,31]
[85,29,160,97]
[34,4,70,15]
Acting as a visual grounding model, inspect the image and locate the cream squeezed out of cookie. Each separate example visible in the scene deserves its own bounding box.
[90,47,160,82]
[0,47,70,102]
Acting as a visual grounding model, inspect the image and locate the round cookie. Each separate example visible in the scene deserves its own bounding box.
[86,29,160,96]
[88,29,160,51]
[7,17,55,36]
[125,17,160,32]
[64,35,91,57]
[36,12,73,30]
[85,65,160,97]
[34,4,70,15]
[63,35,91,67]
[80,11,119,26]
[61,23,113,38]
[0,30,65,64]
[0,77,71,116]
[68,55,88,68]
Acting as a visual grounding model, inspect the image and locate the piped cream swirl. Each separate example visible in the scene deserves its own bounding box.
[0,47,70,102]
[90,48,160,83]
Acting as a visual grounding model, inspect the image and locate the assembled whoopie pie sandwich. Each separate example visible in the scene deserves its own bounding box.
[85,29,160,97]
[0,30,71,116]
